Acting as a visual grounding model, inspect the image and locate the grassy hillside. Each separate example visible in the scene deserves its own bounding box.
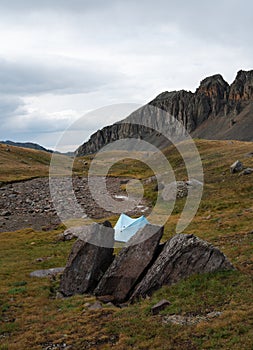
[0,139,253,349]
[0,143,82,183]
[0,143,52,183]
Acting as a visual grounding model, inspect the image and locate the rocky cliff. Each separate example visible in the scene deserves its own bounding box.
[76,70,253,156]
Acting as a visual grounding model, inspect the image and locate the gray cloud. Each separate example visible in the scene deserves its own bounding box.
[0,0,251,45]
[0,95,25,118]
[0,0,252,150]
[0,0,114,13]
[0,58,120,96]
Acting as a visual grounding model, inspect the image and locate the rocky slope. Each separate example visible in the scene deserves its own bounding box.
[0,177,149,233]
[76,70,253,156]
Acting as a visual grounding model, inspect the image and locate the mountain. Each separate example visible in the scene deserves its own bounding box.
[0,140,53,153]
[76,70,253,156]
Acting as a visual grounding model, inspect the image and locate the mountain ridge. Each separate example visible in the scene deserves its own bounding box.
[0,140,75,156]
[76,70,253,156]
[0,140,53,153]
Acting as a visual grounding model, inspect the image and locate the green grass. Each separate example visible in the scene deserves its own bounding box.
[0,139,253,349]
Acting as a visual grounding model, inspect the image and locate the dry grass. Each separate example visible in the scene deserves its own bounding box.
[0,144,83,183]
[0,139,253,349]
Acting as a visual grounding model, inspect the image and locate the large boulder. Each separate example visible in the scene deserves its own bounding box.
[94,224,164,303]
[131,234,234,300]
[59,223,114,296]
[230,160,243,173]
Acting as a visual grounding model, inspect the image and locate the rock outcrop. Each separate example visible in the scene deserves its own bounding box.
[76,70,253,156]
[94,224,163,303]
[230,160,243,174]
[229,70,253,102]
[131,234,234,300]
[59,223,114,296]
[59,224,234,303]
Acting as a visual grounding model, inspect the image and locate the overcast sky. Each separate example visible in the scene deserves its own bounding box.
[0,0,252,151]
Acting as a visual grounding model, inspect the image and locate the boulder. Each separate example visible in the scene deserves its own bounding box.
[230,160,243,173]
[239,168,253,175]
[151,299,171,315]
[59,223,114,296]
[131,234,234,300]
[94,224,164,303]
[30,267,64,278]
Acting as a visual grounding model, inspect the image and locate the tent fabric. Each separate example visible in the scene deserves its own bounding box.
[114,213,149,242]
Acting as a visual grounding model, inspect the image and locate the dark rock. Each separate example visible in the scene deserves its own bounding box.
[120,179,129,185]
[97,295,115,303]
[1,210,11,216]
[94,224,164,303]
[230,160,243,173]
[131,234,234,300]
[59,223,114,296]
[239,168,253,175]
[30,267,65,278]
[151,299,171,315]
[101,220,112,228]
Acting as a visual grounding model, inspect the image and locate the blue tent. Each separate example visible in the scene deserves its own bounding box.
[114,213,149,242]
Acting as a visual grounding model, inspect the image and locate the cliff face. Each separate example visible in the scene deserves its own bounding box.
[229,70,253,102]
[76,70,253,156]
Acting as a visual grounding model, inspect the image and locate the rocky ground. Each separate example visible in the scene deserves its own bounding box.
[0,176,149,232]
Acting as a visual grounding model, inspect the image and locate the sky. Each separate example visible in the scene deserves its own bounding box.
[0,0,252,151]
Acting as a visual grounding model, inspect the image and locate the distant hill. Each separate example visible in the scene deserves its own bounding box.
[0,140,75,157]
[76,70,253,156]
[0,140,53,153]
[0,142,80,183]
